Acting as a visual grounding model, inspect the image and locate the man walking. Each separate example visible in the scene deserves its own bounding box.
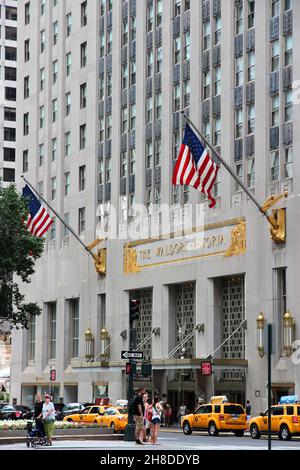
[133,387,146,445]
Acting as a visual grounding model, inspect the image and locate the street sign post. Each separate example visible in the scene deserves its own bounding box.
[121,350,143,360]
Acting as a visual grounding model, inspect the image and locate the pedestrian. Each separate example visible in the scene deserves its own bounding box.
[34,394,45,442]
[42,394,55,445]
[142,392,150,443]
[133,387,146,445]
[150,396,163,445]
[165,403,172,427]
[245,400,251,421]
[177,403,187,426]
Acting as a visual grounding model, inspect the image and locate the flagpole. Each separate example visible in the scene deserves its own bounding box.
[21,175,95,259]
[181,111,265,215]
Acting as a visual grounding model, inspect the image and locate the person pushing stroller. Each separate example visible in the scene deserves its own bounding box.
[33,394,45,442]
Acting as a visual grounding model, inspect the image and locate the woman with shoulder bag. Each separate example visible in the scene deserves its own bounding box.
[151,396,163,445]
[42,394,55,445]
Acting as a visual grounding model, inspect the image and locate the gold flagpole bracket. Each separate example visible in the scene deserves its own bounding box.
[87,238,106,275]
[260,191,288,244]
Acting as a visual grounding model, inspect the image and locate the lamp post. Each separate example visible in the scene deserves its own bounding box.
[256,313,272,451]
[84,328,94,361]
[283,310,294,357]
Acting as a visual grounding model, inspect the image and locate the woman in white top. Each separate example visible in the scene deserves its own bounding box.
[150,396,163,445]
[42,394,55,445]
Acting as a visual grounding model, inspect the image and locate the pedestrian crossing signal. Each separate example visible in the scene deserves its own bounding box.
[125,362,136,375]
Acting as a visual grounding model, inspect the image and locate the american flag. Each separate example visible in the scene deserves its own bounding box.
[172,124,219,208]
[22,184,53,237]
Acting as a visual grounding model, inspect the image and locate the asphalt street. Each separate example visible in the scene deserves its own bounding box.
[1,431,300,451]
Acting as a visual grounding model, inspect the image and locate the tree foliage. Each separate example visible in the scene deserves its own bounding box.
[0,185,44,329]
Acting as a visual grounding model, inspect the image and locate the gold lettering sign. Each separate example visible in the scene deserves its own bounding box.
[123,218,246,274]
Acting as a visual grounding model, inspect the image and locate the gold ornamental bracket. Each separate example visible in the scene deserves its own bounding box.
[260,191,288,244]
[87,238,106,275]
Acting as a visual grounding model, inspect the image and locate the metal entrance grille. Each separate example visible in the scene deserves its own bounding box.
[132,289,152,361]
[175,283,195,359]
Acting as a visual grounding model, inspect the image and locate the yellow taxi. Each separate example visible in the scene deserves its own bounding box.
[96,406,128,433]
[63,405,109,423]
[249,396,300,441]
[181,396,247,437]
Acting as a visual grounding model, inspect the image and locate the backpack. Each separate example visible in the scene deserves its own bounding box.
[128,397,136,415]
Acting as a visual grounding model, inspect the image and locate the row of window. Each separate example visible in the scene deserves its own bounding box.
[25,0,87,30]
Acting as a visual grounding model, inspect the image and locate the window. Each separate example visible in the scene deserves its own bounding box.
[5,67,16,81]
[203,71,210,99]
[79,207,85,234]
[100,0,105,16]
[40,68,45,90]
[122,20,128,46]
[53,21,58,45]
[130,104,136,129]
[65,92,71,116]
[107,72,112,96]
[48,303,56,360]
[6,47,17,61]
[120,151,127,178]
[248,51,255,81]
[147,2,154,32]
[107,0,113,12]
[24,39,30,62]
[52,60,58,83]
[213,117,221,146]
[64,172,70,196]
[5,27,17,41]
[80,124,86,150]
[99,116,105,141]
[146,187,152,208]
[80,83,87,109]
[271,40,279,72]
[146,96,153,123]
[173,83,181,111]
[248,0,255,28]
[81,1,87,27]
[66,52,71,76]
[155,92,162,118]
[215,16,221,45]
[121,107,128,132]
[122,63,128,89]
[79,165,86,191]
[80,42,87,68]
[3,168,15,182]
[99,75,105,100]
[131,16,136,41]
[235,162,243,191]
[70,299,79,358]
[24,76,29,98]
[28,315,35,362]
[65,131,71,156]
[155,137,161,166]
[284,89,292,122]
[38,181,43,196]
[52,99,58,122]
[4,107,16,122]
[129,149,136,174]
[174,0,181,17]
[107,28,112,54]
[235,108,243,138]
[270,150,279,181]
[156,0,162,26]
[184,0,190,11]
[236,56,243,86]
[284,147,293,178]
[66,13,72,37]
[130,60,136,85]
[147,50,154,78]
[174,37,181,64]
[4,148,16,162]
[64,213,70,237]
[156,46,162,73]
[285,0,293,10]
[23,113,29,135]
[285,34,293,66]
[214,65,221,95]
[272,0,280,17]
[39,144,44,166]
[100,32,105,57]
[183,80,190,107]
[247,103,255,134]
[173,131,181,161]
[146,142,153,169]
[40,30,45,53]
[39,106,45,129]
[184,31,191,60]
[25,2,30,25]
[40,0,45,15]
[247,157,255,187]
[51,138,57,161]
[6,6,17,21]
[271,94,279,126]
[5,87,16,101]
[23,150,28,172]
[50,219,56,240]
[4,127,15,141]
[235,2,243,35]
[107,114,112,139]
[51,177,57,200]
[203,22,211,50]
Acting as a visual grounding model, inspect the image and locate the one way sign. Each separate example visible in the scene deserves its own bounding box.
[121,350,143,360]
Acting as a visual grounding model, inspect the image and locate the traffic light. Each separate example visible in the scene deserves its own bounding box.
[125,362,136,375]
[130,299,140,321]
[141,363,152,377]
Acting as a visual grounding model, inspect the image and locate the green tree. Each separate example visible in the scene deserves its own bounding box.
[0,184,44,329]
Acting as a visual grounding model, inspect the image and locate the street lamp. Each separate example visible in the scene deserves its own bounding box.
[283,310,294,357]
[100,327,110,361]
[85,328,94,361]
[256,312,265,357]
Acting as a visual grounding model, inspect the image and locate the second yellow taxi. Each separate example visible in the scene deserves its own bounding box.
[63,405,109,423]
[96,406,128,433]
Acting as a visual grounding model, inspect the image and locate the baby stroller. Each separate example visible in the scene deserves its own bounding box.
[26,420,49,448]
